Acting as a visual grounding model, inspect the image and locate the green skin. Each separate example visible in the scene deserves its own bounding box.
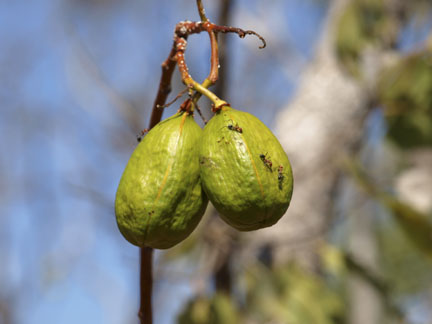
[115,112,208,249]
[199,106,293,231]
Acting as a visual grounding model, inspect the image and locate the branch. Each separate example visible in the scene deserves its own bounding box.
[196,0,209,22]
[138,247,154,324]
[148,47,177,129]
[172,21,265,111]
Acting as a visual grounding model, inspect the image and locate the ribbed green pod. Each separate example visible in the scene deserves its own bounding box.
[199,106,293,231]
[115,112,208,249]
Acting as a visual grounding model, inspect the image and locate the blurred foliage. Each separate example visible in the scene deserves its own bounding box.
[346,158,432,259]
[378,216,432,297]
[337,0,432,149]
[177,256,346,324]
[381,196,432,259]
[176,238,426,323]
[378,51,432,148]
[177,293,240,324]
[336,0,392,76]
[243,262,344,324]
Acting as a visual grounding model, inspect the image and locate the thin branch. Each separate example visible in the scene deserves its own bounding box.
[172,20,265,110]
[147,47,177,129]
[212,25,266,49]
[174,21,265,49]
[175,40,227,109]
[156,87,188,109]
[196,0,209,22]
[196,1,219,85]
[207,30,220,84]
[138,247,154,324]
[174,28,226,109]
[189,31,218,119]
[149,19,265,119]
[193,101,208,124]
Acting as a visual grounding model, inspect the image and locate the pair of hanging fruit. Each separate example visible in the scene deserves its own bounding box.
[115,105,293,249]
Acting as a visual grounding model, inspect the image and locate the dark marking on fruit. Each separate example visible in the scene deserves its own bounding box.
[200,156,217,168]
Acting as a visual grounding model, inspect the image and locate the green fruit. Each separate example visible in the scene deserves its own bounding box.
[115,112,208,249]
[199,106,293,231]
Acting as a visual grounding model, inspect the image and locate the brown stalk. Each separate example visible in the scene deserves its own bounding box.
[138,247,154,324]
[172,20,265,111]
[196,0,208,22]
[148,47,177,128]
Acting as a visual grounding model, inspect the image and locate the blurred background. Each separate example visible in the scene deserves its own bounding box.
[1,0,432,323]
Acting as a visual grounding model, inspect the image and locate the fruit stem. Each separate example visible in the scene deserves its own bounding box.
[186,76,227,108]
[196,0,209,22]
[148,17,264,121]
[175,37,227,109]
[138,247,153,324]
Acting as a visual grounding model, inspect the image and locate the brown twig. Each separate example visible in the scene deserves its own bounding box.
[173,21,265,49]
[172,20,265,109]
[193,101,208,124]
[175,36,227,109]
[138,247,154,324]
[196,0,208,22]
[214,25,266,49]
[207,30,220,84]
[192,2,219,107]
[156,87,189,109]
[147,47,177,129]
[151,17,265,120]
